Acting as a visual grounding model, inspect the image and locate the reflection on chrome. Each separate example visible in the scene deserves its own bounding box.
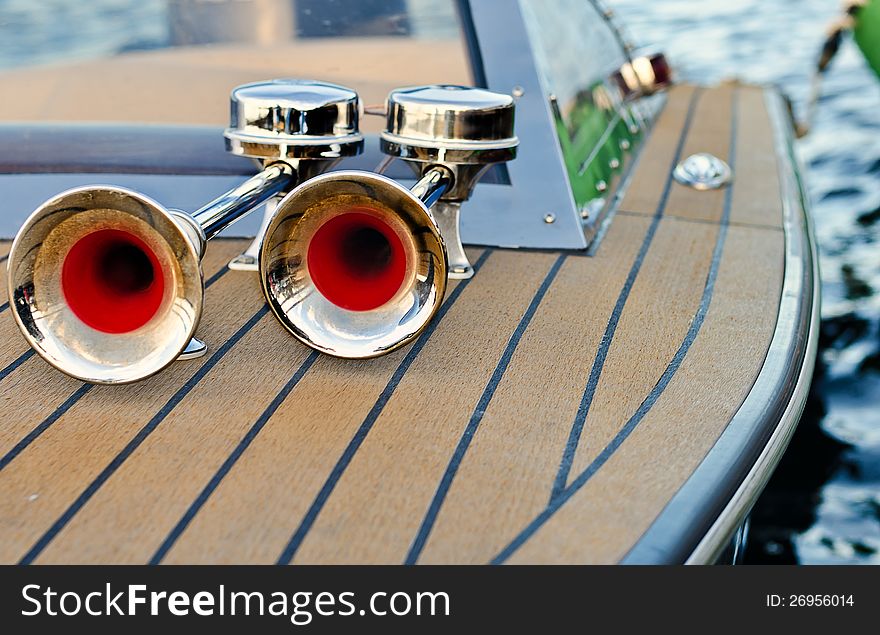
[6,79,363,383]
[257,85,518,359]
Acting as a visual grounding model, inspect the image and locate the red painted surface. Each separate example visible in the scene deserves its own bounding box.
[307,210,407,311]
[62,229,166,333]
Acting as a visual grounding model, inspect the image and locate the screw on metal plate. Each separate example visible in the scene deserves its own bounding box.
[596,180,608,193]
[544,213,556,224]
[673,152,733,191]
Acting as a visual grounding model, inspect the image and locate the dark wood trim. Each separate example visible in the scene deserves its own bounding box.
[0,124,420,179]
[0,124,256,176]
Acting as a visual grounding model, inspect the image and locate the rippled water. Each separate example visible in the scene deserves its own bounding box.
[0,0,877,564]
[0,0,167,69]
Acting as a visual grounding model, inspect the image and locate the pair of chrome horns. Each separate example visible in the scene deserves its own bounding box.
[266,85,518,358]
[6,80,517,383]
[7,80,362,384]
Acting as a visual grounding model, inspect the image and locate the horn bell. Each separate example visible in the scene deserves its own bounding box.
[7,185,204,384]
[259,170,448,359]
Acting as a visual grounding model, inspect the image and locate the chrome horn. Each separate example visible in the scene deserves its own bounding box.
[6,79,362,384]
[258,85,517,359]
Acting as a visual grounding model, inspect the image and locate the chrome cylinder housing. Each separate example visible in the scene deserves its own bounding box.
[381,84,518,188]
[225,79,364,161]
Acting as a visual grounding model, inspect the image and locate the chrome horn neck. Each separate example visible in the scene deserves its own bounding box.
[186,161,296,247]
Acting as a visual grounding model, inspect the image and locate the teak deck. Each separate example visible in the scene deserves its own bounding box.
[0,83,789,564]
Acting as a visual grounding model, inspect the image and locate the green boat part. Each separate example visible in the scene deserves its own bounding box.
[553,82,641,212]
[854,0,880,78]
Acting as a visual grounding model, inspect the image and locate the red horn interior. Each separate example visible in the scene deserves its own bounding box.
[307,209,407,311]
[62,229,166,333]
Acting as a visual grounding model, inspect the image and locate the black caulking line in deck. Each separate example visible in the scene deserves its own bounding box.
[149,349,320,564]
[0,383,93,472]
[0,261,220,460]
[492,88,739,565]
[549,88,704,503]
[275,249,494,566]
[0,265,234,468]
[0,349,35,384]
[16,273,264,565]
[203,265,231,289]
[586,112,661,259]
[18,305,268,565]
[405,253,568,564]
